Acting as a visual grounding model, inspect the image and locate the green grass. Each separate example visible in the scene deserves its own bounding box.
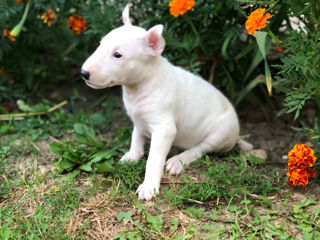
[162,155,281,207]
[1,95,320,239]
[0,183,81,239]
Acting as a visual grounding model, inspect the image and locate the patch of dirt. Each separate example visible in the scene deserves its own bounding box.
[239,102,313,165]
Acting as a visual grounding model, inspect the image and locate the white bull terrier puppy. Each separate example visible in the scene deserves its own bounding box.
[81,5,252,201]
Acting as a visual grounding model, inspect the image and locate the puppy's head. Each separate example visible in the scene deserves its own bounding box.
[81,5,165,89]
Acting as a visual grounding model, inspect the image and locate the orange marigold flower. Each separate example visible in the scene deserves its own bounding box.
[288,144,316,169]
[16,0,23,3]
[169,0,195,17]
[68,15,87,35]
[245,8,271,35]
[287,144,317,187]
[287,168,317,186]
[41,8,56,27]
[3,29,17,42]
[275,46,284,52]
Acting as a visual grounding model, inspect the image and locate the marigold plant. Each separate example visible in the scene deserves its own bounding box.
[169,0,195,17]
[245,8,271,35]
[287,144,317,186]
[287,168,317,186]
[68,15,87,34]
[3,29,17,42]
[288,144,316,168]
[41,9,56,27]
[3,0,31,42]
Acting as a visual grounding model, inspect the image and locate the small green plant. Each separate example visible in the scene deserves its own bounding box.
[50,123,117,182]
[184,207,205,219]
[116,211,135,222]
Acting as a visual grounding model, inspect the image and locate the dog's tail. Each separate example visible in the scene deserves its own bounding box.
[237,139,253,152]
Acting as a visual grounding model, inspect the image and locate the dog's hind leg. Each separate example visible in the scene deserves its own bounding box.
[166,115,239,175]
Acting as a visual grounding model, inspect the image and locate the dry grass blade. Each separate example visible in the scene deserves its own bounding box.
[0,100,68,120]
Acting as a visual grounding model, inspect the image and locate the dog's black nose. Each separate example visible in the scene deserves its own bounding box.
[81,69,90,80]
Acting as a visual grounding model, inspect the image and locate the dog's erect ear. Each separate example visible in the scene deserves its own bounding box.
[122,4,132,26]
[145,25,165,56]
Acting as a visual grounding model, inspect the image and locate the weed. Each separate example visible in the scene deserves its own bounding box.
[184,207,205,219]
[50,123,117,181]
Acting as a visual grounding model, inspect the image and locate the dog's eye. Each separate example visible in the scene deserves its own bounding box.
[113,52,122,58]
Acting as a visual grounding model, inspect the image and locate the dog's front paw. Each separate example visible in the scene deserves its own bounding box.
[166,156,185,175]
[120,151,144,163]
[136,182,159,201]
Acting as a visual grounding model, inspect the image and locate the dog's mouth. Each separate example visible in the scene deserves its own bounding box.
[84,79,106,89]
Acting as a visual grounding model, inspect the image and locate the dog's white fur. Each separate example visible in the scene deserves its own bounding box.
[82,5,252,201]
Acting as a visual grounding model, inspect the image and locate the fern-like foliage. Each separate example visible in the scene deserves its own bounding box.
[274,30,320,119]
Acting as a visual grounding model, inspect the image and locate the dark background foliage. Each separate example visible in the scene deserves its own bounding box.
[0,0,273,103]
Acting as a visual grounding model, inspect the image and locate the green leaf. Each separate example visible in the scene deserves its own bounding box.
[246,154,265,165]
[16,100,50,112]
[89,113,106,127]
[63,151,80,163]
[73,123,95,136]
[170,218,179,232]
[264,61,272,95]
[146,213,163,232]
[254,31,273,94]
[235,74,266,106]
[80,153,89,163]
[221,33,233,60]
[49,142,65,155]
[77,150,116,173]
[313,207,320,219]
[293,199,316,214]
[90,150,117,163]
[72,123,98,145]
[245,49,264,80]
[96,161,114,173]
[79,163,93,172]
[245,36,272,81]
[254,31,268,58]
[58,159,76,171]
[116,211,134,222]
[65,170,80,183]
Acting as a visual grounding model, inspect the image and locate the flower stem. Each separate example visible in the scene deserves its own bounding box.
[266,26,282,44]
[19,0,32,27]
[10,0,32,37]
